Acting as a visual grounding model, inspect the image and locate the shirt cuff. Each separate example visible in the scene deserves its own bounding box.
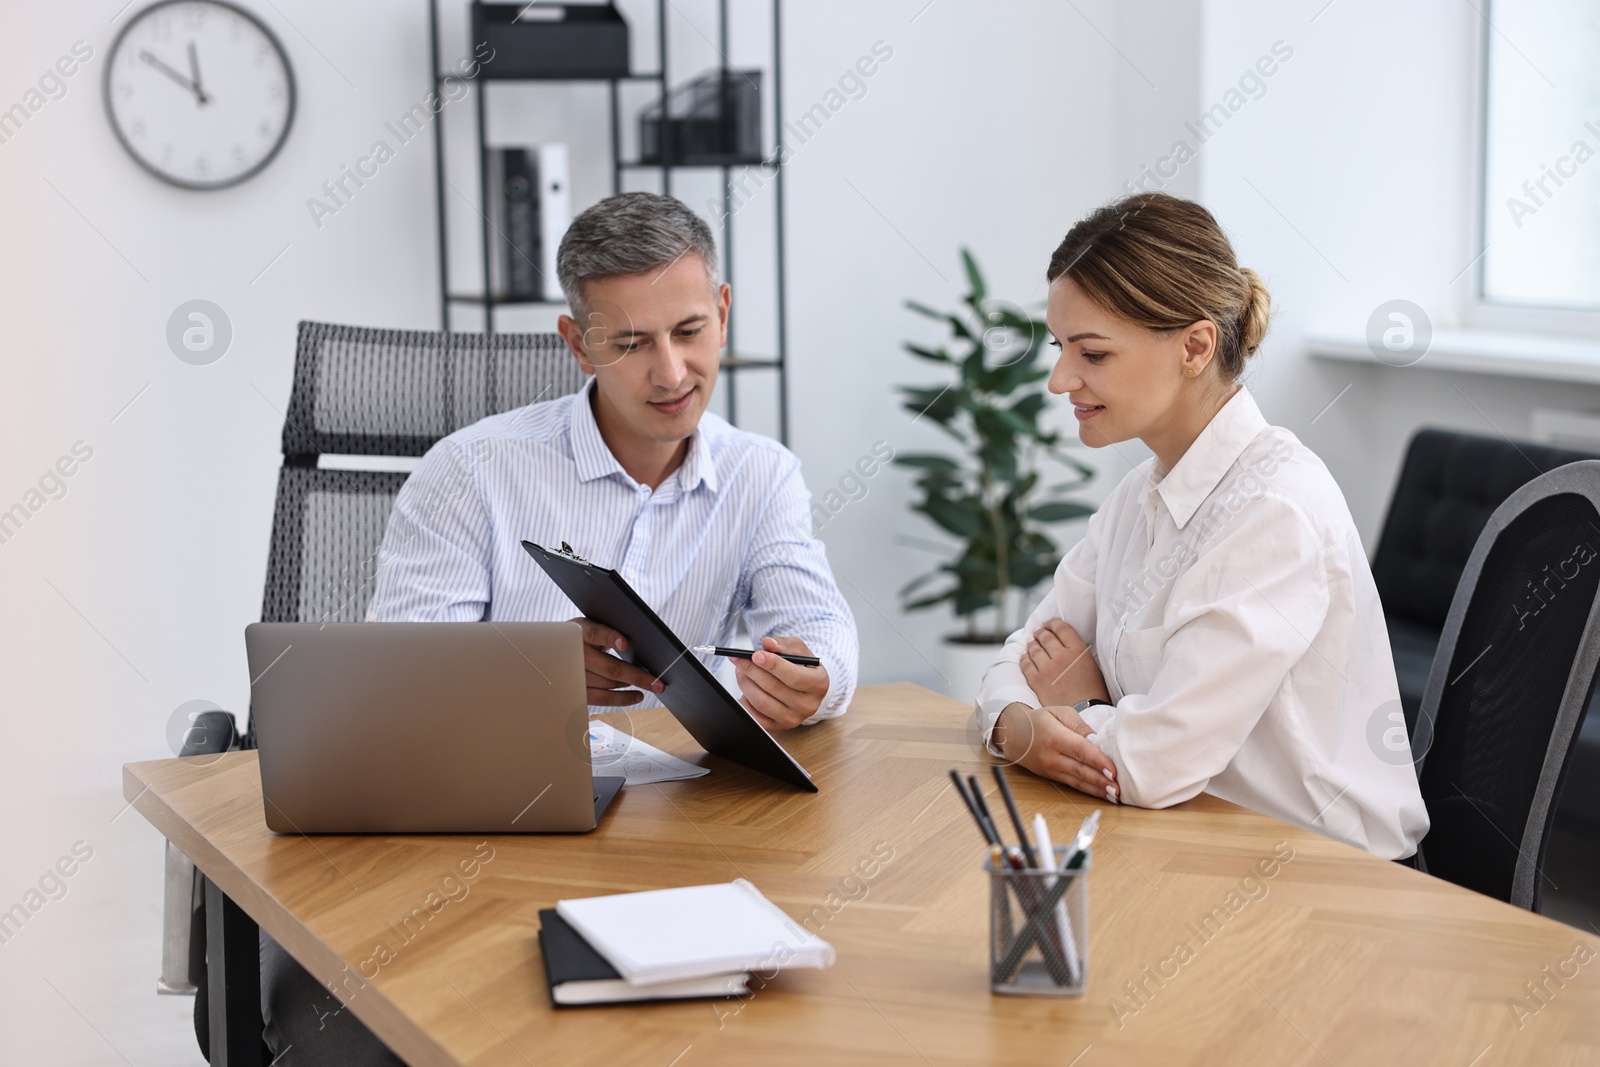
[976,684,1039,757]
[1078,702,1115,736]
[801,651,851,724]
[1077,702,1121,790]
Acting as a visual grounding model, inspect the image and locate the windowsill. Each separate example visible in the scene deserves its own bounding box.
[1308,329,1600,385]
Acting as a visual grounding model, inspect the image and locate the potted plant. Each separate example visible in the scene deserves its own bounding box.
[894,250,1095,702]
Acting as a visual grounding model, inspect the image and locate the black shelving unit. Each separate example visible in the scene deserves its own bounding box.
[427,0,790,442]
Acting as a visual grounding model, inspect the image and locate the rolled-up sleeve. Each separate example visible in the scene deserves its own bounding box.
[975,512,1101,752]
[738,454,860,722]
[1079,494,1331,809]
[367,441,492,622]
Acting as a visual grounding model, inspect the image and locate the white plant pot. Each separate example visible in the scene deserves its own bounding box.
[938,637,1006,706]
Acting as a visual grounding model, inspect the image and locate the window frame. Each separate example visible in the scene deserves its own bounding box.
[1467,0,1600,337]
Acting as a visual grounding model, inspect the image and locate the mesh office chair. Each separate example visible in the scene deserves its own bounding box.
[164,320,585,1060]
[1411,460,1600,910]
[262,320,588,628]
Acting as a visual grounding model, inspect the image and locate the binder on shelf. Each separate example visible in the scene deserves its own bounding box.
[537,143,570,298]
[485,144,570,303]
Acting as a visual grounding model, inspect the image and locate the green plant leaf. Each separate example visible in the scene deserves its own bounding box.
[904,342,951,363]
[899,569,949,598]
[953,583,997,617]
[916,496,986,538]
[1028,501,1096,522]
[1008,561,1058,590]
[1009,392,1048,422]
[961,248,986,303]
[994,408,1034,436]
[1005,470,1040,503]
[978,441,1019,483]
[904,589,956,611]
[893,453,961,472]
[905,299,946,320]
[899,387,962,425]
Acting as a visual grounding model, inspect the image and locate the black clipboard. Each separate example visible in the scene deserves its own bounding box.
[521,540,817,792]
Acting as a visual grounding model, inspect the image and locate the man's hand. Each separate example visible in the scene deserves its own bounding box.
[1020,618,1110,708]
[994,702,1120,803]
[570,617,663,707]
[732,635,829,732]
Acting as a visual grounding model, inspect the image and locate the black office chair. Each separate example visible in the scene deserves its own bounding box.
[163,320,585,1062]
[1371,429,1600,831]
[1410,460,1600,910]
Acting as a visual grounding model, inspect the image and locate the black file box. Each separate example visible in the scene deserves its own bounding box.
[470,2,630,80]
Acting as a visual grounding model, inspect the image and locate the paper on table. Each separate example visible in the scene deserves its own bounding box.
[589,720,710,786]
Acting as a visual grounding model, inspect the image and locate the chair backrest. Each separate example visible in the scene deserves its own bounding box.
[1413,460,1600,909]
[261,321,586,624]
[1372,428,1600,631]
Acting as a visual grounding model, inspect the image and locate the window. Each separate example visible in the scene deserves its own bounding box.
[1478,0,1600,321]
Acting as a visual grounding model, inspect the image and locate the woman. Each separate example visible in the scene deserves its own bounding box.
[977,192,1427,860]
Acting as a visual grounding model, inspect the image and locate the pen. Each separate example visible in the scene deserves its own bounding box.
[992,766,1038,869]
[1032,812,1082,985]
[1062,810,1101,871]
[967,775,1006,849]
[950,770,998,846]
[692,645,821,667]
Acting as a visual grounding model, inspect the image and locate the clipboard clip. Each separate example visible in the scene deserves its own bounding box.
[555,541,592,566]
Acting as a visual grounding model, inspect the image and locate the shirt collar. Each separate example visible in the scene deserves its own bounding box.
[1152,387,1269,530]
[568,377,719,494]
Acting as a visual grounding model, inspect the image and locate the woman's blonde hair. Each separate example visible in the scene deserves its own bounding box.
[1045,192,1270,381]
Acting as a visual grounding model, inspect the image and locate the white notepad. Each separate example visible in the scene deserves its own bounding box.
[556,879,836,986]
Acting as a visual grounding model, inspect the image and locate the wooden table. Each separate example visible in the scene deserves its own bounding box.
[125,683,1600,1066]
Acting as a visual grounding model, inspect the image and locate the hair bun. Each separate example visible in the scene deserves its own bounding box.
[1237,267,1272,359]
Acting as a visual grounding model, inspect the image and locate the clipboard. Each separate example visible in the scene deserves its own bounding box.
[521,540,817,792]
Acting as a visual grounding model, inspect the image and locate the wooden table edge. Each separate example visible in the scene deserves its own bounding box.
[123,758,460,1067]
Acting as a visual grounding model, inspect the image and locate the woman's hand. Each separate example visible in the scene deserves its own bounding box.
[994,702,1120,803]
[1020,618,1110,708]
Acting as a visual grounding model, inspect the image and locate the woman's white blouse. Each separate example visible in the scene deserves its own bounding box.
[977,388,1428,859]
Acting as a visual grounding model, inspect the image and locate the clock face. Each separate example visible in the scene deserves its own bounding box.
[105,0,295,190]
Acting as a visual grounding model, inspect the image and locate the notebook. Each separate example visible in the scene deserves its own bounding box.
[537,910,749,1006]
[555,879,836,986]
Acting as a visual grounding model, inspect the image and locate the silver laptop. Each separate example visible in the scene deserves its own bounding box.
[245,622,624,833]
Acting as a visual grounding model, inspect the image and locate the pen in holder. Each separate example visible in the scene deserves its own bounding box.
[987,846,1089,996]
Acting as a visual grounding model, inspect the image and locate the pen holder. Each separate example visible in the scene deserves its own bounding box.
[987,847,1089,996]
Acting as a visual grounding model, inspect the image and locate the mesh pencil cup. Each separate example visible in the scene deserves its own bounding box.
[986,846,1089,996]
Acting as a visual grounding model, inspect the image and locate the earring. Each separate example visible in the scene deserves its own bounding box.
[1184,367,1199,377]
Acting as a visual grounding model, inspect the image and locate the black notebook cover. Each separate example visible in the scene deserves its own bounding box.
[537,909,748,1007]
[521,540,817,792]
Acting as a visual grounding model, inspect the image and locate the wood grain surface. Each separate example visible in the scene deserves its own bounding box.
[124,683,1600,1066]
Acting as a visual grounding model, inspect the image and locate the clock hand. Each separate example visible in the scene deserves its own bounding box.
[186,40,211,106]
[139,49,203,100]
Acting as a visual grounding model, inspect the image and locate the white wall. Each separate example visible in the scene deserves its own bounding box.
[0,1,1125,1061]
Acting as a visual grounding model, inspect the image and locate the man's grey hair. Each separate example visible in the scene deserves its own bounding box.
[556,192,719,315]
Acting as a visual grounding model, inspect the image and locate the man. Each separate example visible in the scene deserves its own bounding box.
[261,192,858,1065]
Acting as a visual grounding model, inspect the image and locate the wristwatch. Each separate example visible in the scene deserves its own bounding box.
[1074,698,1113,713]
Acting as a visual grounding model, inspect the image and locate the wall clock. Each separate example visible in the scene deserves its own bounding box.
[104,0,295,190]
